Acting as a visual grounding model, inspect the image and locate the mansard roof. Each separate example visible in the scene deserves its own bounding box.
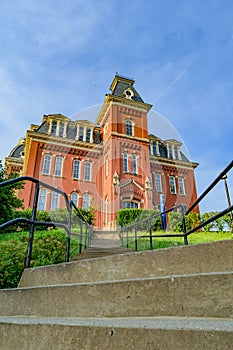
[110,74,144,103]
[8,139,25,158]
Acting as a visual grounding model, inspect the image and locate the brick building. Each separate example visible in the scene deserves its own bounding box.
[6,74,199,229]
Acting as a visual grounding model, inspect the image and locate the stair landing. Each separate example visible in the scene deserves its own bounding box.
[73,230,133,260]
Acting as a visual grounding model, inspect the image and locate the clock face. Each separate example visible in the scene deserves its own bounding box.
[123,88,134,100]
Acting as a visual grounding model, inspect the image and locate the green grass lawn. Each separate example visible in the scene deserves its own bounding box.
[123,231,232,251]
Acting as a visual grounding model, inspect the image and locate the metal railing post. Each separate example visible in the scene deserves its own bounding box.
[181,204,188,245]
[79,220,83,253]
[66,201,72,263]
[84,223,88,249]
[134,225,138,251]
[25,182,39,268]
[149,225,153,250]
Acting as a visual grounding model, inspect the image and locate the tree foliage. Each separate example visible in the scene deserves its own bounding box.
[0,161,23,226]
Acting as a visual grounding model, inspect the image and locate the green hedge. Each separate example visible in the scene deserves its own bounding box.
[116,209,162,231]
[116,208,143,226]
[0,229,67,289]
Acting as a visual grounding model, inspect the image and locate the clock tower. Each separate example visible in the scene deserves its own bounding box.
[96,74,153,229]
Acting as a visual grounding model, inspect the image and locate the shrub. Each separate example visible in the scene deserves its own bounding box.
[116,209,142,227]
[168,211,201,232]
[0,229,67,289]
[117,209,162,231]
[13,208,52,231]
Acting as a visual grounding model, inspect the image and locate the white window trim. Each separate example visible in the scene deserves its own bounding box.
[73,159,80,179]
[71,192,79,207]
[132,154,138,174]
[178,177,185,195]
[123,152,129,173]
[54,156,63,177]
[155,173,162,192]
[50,191,59,211]
[125,119,134,136]
[42,154,52,175]
[82,193,90,210]
[169,175,177,194]
[84,161,92,181]
[38,188,47,211]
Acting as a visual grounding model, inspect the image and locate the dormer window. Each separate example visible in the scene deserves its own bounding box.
[174,146,179,160]
[86,128,91,142]
[123,88,134,100]
[59,123,65,137]
[76,124,94,143]
[125,119,133,136]
[168,145,173,158]
[48,119,67,137]
[51,121,57,135]
[79,127,84,141]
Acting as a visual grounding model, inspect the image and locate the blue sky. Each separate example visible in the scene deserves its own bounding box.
[0,0,232,213]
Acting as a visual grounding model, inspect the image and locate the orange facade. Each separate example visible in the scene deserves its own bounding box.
[6,75,199,229]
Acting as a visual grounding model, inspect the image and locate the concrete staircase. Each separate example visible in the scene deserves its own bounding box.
[0,239,233,349]
[72,230,133,260]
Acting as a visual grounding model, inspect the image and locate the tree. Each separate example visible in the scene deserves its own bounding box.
[0,160,23,226]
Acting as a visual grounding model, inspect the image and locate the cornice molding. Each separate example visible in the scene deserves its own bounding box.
[105,131,149,144]
[26,131,102,152]
[150,155,199,170]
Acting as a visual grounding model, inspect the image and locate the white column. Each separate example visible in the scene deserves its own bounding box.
[83,126,87,142]
[150,142,153,155]
[156,141,160,156]
[90,128,94,143]
[48,120,52,134]
[172,145,175,160]
[76,125,79,140]
[56,121,60,136]
[63,122,68,138]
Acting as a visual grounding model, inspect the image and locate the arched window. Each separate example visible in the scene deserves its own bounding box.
[132,154,137,174]
[54,156,63,177]
[38,188,47,211]
[73,160,80,179]
[71,192,78,207]
[82,194,90,210]
[125,119,133,136]
[123,152,128,172]
[42,154,51,175]
[50,191,59,211]
[84,162,91,181]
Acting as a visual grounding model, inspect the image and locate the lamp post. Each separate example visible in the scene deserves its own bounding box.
[222,174,233,232]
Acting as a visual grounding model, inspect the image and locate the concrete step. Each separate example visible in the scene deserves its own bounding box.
[72,246,134,260]
[1,316,233,349]
[2,271,233,318]
[19,239,233,287]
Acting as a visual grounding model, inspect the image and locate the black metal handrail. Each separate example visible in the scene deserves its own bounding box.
[0,176,93,267]
[186,160,233,215]
[119,204,188,249]
[119,160,233,250]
